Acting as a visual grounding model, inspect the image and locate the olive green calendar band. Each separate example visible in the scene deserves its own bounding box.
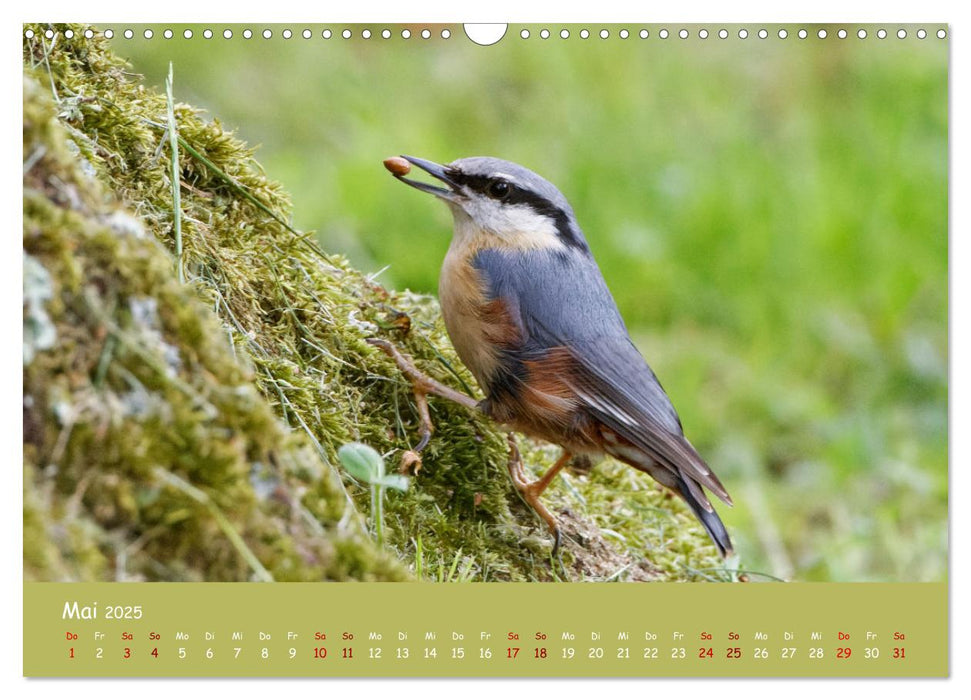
[24,582,946,677]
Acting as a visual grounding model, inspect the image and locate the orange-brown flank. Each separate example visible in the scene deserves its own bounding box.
[383,156,411,176]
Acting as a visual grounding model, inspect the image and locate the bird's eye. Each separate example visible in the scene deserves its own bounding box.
[487,180,510,199]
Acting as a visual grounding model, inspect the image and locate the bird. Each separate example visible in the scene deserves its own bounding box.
[372,154,734,557]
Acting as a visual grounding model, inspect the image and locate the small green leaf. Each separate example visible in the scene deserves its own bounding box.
[337,442,383,483]
[374,474,410,492]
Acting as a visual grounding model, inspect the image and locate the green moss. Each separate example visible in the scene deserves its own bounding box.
[23,23,729,583]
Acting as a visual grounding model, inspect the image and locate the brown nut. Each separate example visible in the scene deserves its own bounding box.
[383,156,411,176]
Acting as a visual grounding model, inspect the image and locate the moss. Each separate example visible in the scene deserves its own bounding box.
[22,23,729,582]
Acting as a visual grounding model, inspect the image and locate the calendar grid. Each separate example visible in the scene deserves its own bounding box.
[24,582,947,677]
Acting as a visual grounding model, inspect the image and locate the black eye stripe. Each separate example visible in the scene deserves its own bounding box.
[446,169,590,253]
[449,172,538,208]
[447,171,500,195]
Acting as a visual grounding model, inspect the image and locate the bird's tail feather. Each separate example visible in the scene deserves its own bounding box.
[676,477,734,557]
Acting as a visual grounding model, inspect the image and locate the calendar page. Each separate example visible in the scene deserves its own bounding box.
[21,21,948,679]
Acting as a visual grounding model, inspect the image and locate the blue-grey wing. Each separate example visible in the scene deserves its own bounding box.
[473,247,731,507]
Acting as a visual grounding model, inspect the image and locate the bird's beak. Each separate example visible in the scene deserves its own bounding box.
[395,155,462,201]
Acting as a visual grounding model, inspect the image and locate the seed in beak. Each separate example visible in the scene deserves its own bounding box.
[383,156,411,176]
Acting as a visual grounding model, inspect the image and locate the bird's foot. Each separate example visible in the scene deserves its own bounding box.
[506,435,571,555]
[367,338,479,471]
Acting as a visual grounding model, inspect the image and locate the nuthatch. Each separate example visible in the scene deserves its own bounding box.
[373,155,733,556]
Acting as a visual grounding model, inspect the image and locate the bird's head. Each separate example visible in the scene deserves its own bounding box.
[390,155,590,254]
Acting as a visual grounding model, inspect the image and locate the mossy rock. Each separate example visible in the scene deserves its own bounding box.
[22,23,729,582]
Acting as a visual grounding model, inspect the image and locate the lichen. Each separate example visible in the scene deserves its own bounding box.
[22,23,728,583]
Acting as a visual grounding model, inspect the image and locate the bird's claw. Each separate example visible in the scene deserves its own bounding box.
[506,435,567,554]
[367,337,479,460]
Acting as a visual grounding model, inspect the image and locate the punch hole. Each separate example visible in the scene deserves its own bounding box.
[46,29,54,39]
[401,29,411,39]
[343,29,353,39]
[104,29,114,38]
[183,29,193,39]
[85,29,94,39]
[758,29,767,39]
[639,29,648,39]
[464,24,507,46]
[283,29,293,39]
[322,29,332,39]
[362,29,372,39]
[520,29,530,39]
[778,28,787,38]
[699,29,709,39]
[24,28,34,39]
[917,29,926,39]
[302,29,312,39]
[857,29,867,39]
[619,29,629,39]
[540,29,550,39]
[738,28,748,39]
[382,29,391,39]
[679,29,688,39]
[818,29,827,39]
[600,29,609,39]
[441,29,451,39]
[580,29,590,39]
[897,29,906,39]
[164,29,173,39]
[203,29,212,39]
[937,29,946,39]
[560,29,570,39]
[659,29,669,39]
[125,29,134,39]
[421,29,431,39]
[877,29,887,39]
[837,29,847,39]
[242,29,252,39]
[718,29,727,39]
[64,29,74,39]
[798,29,807,39]
[223,29,232,39]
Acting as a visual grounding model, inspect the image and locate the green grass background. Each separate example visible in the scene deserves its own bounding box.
[107,24,948,582]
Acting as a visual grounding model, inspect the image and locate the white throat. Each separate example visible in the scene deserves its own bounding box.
[447,200,566,252]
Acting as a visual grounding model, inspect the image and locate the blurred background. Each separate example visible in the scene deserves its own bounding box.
[107,24,948,582]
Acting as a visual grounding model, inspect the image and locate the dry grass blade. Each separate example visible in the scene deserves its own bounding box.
[165,63,183,284]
